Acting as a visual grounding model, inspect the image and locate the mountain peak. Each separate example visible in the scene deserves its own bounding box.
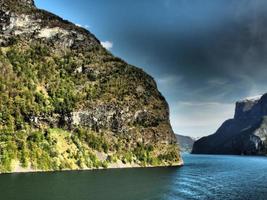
[1,0,35,7]
[237,95,262,103]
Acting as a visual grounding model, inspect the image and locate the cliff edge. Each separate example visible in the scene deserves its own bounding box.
[192,95,267,155]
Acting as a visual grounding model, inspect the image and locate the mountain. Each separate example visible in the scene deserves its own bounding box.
[175,134,195,152]
[192,94,267,155]
[0,0,182,173]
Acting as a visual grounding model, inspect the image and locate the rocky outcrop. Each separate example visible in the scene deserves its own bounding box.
[192,95,267,155]
[175,134,195,152]
[0,0,182,173]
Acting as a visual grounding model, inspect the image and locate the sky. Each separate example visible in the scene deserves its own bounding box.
[35,0,267,138]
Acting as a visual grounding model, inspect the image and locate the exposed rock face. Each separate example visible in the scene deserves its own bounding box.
[0,0,181,173]
[175,134,195,152]
[192,95,267,155]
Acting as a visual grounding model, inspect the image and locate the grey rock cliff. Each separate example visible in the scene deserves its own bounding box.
[192,94,267,155]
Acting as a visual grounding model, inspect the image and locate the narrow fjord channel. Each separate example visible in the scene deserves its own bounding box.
[1,154,267,200]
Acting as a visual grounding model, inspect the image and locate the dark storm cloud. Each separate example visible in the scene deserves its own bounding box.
[128,0,267,103]
[122,1,267,81]
[36,0,267,136]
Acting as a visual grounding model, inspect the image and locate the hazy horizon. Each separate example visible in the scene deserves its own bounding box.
[35,0,267,138]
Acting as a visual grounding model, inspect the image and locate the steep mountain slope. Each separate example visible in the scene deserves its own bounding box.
[175,134,195,152]
[192,95,267,155]
[0,0,182,173]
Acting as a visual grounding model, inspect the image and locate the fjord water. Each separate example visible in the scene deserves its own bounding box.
[1,154,267,200]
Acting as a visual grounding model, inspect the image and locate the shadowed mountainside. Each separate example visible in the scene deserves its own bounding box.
[175,134,195,152]
[192,95,267,155]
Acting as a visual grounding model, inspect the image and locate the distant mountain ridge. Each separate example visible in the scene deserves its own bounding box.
[192,94,267,155]
[175,134,195,152]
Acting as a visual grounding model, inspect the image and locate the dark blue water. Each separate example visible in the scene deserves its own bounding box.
[0,154,267,200]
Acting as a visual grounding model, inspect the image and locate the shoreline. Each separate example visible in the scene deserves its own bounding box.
[190,153,267,157]
[0,160,184,175]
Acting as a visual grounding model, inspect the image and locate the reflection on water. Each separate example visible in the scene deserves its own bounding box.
[0,154,267,200]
